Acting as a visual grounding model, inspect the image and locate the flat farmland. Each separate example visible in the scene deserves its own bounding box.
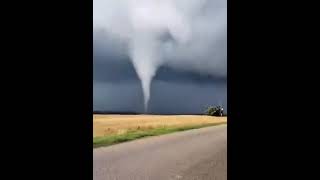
[93,114,227,137]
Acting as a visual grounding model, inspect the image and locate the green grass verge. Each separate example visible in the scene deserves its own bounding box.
[93,122,226,148]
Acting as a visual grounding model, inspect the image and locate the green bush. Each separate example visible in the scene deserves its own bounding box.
[205,106,223,116]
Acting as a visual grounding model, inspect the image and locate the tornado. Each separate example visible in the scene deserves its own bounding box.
[129,34,161,111]
[128,0,190,111]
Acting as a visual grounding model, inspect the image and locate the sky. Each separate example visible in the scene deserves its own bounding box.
[93,0,227,114]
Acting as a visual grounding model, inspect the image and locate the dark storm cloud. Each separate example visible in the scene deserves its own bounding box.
[93,78,226,114]
[93,0,227,114]
[93,59,227,114]
[149,80,227,114]
[93,81,144,113]
[93,56,138,83]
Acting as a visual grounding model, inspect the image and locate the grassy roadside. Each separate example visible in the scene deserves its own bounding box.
[93,122,226,148]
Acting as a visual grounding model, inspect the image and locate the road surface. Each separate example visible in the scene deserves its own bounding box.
[93,124,227,180]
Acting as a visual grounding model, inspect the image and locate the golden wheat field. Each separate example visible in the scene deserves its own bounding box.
[93,114,227,137]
